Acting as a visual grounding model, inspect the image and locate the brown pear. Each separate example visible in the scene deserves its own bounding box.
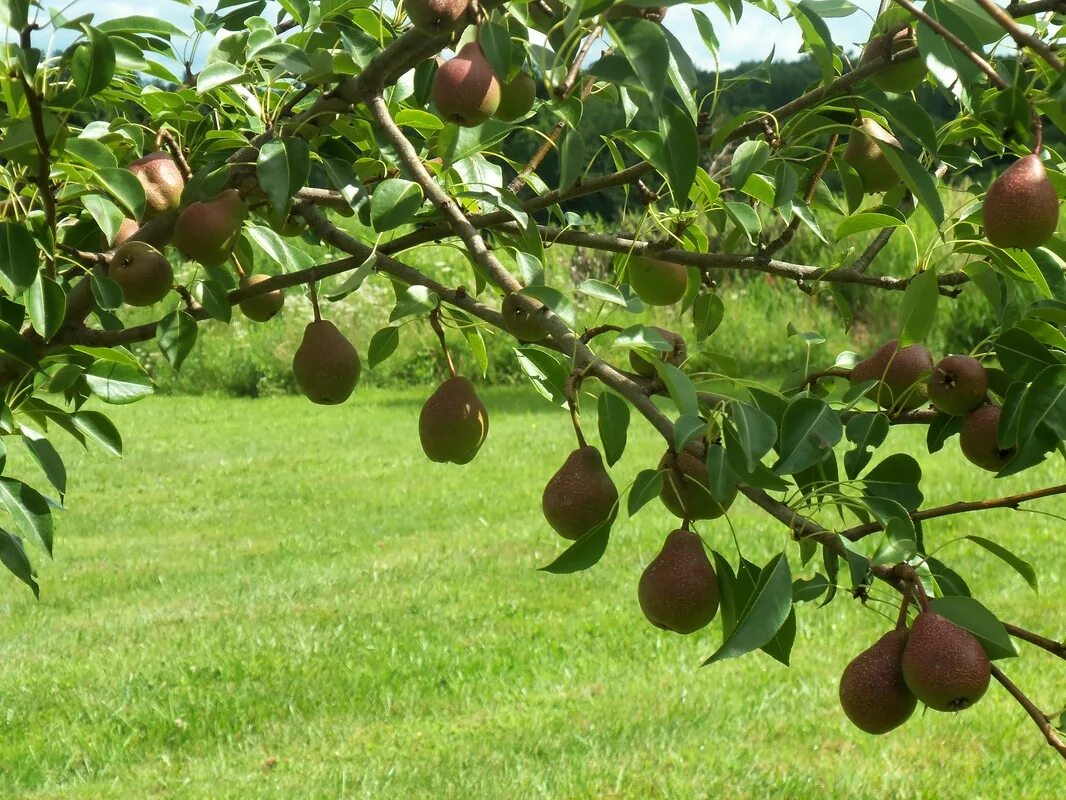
[902,611,991,712]
[629,327,687,377]
[638,529,718,634]
[850,340,932,411]
[238,274,285,322]
[959,404,1016,472]
[431,43,501,127]
[173,189,247,267]
[838,629,917,734]
[928,355,988,416]
[108,241,174,306]
[844,118,901,194]
[292,319,361,405]
[419,376,489,464]
[501,294,546,342]
[861,26,925,93]
[983,154,1059,249]
[542,446,618,540]
[114,218,140,246]
[128,151,184,216]
[659,449,736,520]
[405,0,470,32]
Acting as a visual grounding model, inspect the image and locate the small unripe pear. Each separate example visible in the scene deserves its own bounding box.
[108,241,174,306]
[982,154,1059,249]
[629,327,686,377]
[861,26,925,93]
[292,320,361,405]
[844,118,901,194]
[501,294,546,342]
[626,256,688,306]
[494,72,537,121]
[638,529,718,634]
[173,189,247,267]
[431,43,501,127]
[659,449,736,520]
[238,274,285,322]
[127,151,184,216]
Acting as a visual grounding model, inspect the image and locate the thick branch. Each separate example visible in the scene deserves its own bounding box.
[990,665,1066,760]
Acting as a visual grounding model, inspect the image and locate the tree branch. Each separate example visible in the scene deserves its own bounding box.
[973,0,1064,70]
[763,133,838,255]
[1004,623,1066,661]
[990,665,1066,761]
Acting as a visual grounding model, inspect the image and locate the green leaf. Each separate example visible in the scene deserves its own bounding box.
[85,361,153,404]
[0,222,39,297]
[692,292,724,342]
[156,311,198,372]
[539,519,612,574]
[577,279,633,309]
[196,61,250,93]
[0,0,30,29]
[727,401,777,474]
[370,178,424,233]
[198,279,232,323]
[844,413,889,479]
[521,285,576,328]
[95,168,147,220]
[927,556,971,597]
[652,361,699,418]
[835,212,905,241]
[368,326,399,369]
[21,429,66,496]
[659,102,698,206]
[866,128,945,226]
[96,15,185,36]
[257,138,310,214]
[730,140,771,190]
[964,535,1037,591]
[71,25,116,98]
[704,553,793,665]
[628,468,663,517]
[0,478,53,557]
[774,397,843,475]
[1018,365,1066,442]
[0,530,38,598]
[863,453,923,511]
[926,596,1018,660]
[898,268,939,346]
[27,273,65,341]
[608,18,670,112]
[72,410,122,456]
[598,390,630,467]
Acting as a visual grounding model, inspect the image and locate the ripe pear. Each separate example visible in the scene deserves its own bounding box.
[959,404,1016,472]
[432,43,501,127]
[629,327,687,377]
[238,274,285,322]
[292,319,361,405]
[982,154,1059,249]
[844,118,901,194]
[607,4,668,22]
[902,611,991,712]
[501,294,546,342]
[127,151,184,216]
[108,241,174,306]
[638,528,718,634]
[405,0,470,33]
[626,256,688,306]
[114,217,140,247]
[173,189,247,267]
[861,26,925,93]
[838,629,917,734]
[928,355,988,416]
[659,449,736,520]
[542,446,619,540]
[419,376,489,464]
[850,340,933,411]
[495,72,537,121]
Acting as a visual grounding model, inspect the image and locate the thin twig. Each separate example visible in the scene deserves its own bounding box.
[891,0,1009,88]
[580,324,624,344]
[556,25,603,98]
[508,79,596,194]
[429,305,457,378]
[764,133,838,255]
[1004,623,1066,661]
[155,129,193,181]
[990,665,1066,761]
[973,0,1063,70]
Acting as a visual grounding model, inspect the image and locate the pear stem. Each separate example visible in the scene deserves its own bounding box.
[564,369,587,448]
[308,277,321,322]
[429,306,457,378]
[894,594,911,630]
[1031,111,1044,155]
[155,128,194,182]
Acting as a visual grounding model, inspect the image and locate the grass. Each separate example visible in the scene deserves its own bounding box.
[0,389,1063,799]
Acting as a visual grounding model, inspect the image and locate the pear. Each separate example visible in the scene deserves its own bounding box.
[173,189,247,267]
[928,355,988,416]
[861,26,925,93]
[982,154,1059,249]
[626,256,688,306]
[838,629,917,734]
[108,241,174,306]
[238,274,285,322]
[127,151,184,216]
[850,340,932,411]
[659,448,736,520]
[419,376,489,464]
[902,611,991,712]
[844,118,901,194]
[638,528,719,634]
[431,43,501,127]
[495,72,537,121]
[959,404,1016,473]
[542,446,618,540]
[405,0,470,33]
[501,294,546,342]
[114,217,140,247]
[629,327,686,377]
[292,320,361,405]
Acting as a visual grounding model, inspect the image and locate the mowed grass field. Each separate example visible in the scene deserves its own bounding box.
[0,389,1063,799]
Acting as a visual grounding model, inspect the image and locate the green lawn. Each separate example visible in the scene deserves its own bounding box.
[0,389,1063,799]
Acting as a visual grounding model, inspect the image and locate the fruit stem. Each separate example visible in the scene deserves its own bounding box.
[429,305,457,378]
[231,252,248,280]
[564,369,587,448]
[308,276,321,322]
[568,400,587,449]
[1031,109,1044,155]
[894,594,911,630]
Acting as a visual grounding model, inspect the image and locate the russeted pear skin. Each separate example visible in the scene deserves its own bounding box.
[405,0,470,32]
[108,241,174,306]
[173,189,247,267]
[861,26,925,93]
[959,404,1016,472]
[127,151,184,216]
[292,320,361,405]
[114,217,140,246]
[629,327,687,377]
[983,154,1059,249]
[502,294,546,341]
[844,119,901,194]
[902,611,991,712]
[542,446,619,540]
[431,43,501,127]
[839,629,917,734]
[850,340,933,410]
[238,274,285,322]
[659,449,737,520]
[928,355,988,416]
[626,256,688,306]
[419,376,489,464]
[495,72,537,121]
[638,529,718,634]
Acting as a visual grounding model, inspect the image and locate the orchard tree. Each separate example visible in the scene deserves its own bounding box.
[1,0,1065,758]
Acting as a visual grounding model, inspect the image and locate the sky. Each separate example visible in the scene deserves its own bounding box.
[42,0,881,71]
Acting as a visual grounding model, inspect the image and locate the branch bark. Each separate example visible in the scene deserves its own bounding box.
[990,665,1066,761]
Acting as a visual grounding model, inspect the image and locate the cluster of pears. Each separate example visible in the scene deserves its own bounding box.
[431,42,537,127]
[839,609,991,734]
[419,375,490,464]
[851,342,1013,472]
[623,255,690,307]
[292,317,362,405]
